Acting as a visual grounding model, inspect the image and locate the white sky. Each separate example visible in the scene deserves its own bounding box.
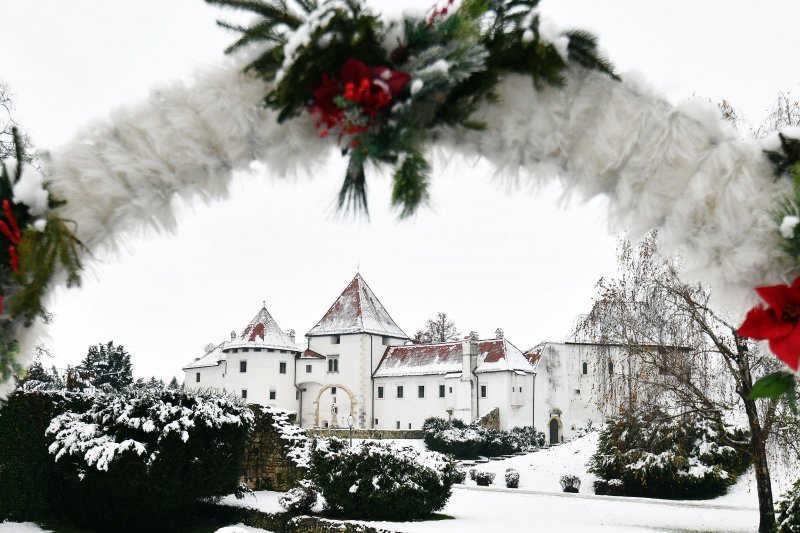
[2,1,799,381]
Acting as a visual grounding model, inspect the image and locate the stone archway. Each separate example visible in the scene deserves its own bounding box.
[313,383,356,427]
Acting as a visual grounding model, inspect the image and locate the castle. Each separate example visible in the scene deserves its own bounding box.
[183,273,621,441]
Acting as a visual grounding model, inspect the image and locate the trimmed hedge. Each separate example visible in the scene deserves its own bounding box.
[560,474,581,493]
[588,407,750,500]
[0,387,252,531]
[422,417,544,459]
[310,438,456,521]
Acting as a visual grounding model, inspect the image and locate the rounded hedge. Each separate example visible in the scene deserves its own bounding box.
[310,438,456,521]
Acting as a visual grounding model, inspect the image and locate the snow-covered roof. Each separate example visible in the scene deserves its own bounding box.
[226,305,300,352]
[305,274,409,339]
[374,338,536,377]
[183,343,226,370]
[301,349,326,360]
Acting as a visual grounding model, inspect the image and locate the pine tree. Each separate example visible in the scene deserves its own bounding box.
[80,341,133,391]
[168,376,180,390]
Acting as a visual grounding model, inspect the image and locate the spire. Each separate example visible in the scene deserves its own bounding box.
[306,274,409,338]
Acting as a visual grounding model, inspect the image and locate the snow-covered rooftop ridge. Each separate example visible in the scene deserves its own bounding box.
[305,273,409,339]
[182,342,227,370]
[233,305,299,351]
[374,338,536,377]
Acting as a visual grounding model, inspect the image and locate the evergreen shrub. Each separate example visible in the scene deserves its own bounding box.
[560,474,581,493]
[310,438,456,520]
[505,468,520,488]
[422,417,544,459]
[777,477,800,532]
[588,407,750,500]
[593,478,625,496]
[279,479,318,514]
[0,387,252,531]
[473,471,495,486]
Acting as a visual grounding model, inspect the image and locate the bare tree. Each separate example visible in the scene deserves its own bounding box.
[576,232,790,532]
[415,312,460,343]
[755,92,800,139]
[0,82,34,163]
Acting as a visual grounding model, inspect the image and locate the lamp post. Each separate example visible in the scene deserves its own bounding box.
[347,414,354,447]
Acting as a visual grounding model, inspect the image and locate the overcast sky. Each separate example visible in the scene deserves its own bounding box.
[2,1,799,381]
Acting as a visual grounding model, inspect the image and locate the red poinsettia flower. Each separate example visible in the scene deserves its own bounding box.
[738,277,800,370]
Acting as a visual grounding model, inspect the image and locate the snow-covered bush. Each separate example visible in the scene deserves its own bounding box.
[452,466,467,484]
[593,478,624,496]
[422,417,541,459]
[777,476,800,532]
[588,407,750,500]
[310,438,457,520]
[560,474,581,493]
[0,388,252,530]
[473,471,495,486]
[279,479,318,514]
[505,468,520,488]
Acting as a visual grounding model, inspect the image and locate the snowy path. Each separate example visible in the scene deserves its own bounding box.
[361,486,759,532]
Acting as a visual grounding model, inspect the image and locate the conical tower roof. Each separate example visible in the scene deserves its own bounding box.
[228,304,298,351]
[306,274,409,338]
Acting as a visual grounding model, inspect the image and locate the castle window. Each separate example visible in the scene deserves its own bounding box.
[382,336,391,346]
[331,335,340,344]
[331,387,337,395]
[232,348,238,353]
[582,362,588,375]
[195,372,200,383]
[449,386,453,393]
[241,389,248,400]
[418,385,425,398]
[269,390,276,400]
[306,364,312,373]
[240,360,247,373]
[397,385,404,399]
[480,385,487,398]
[327,357,339,373]
[279,362,287,374]
[254,348,262,352]
[375,418,378,425]
[377,386,384,399]
[242,348,249,352]
[396,421,400,429]
[574,389,581,395]
[438,384,445,398]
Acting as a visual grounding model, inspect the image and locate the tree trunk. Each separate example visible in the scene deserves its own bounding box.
[744,397,775,533]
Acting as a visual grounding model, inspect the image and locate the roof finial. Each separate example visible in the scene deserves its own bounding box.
[262,300,265,309]
[357,258,360,274]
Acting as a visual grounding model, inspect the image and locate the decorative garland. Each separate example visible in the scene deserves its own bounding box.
[1,0,799,400]
[0,130,83,384]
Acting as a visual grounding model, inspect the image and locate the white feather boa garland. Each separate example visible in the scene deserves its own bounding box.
[3,60,790,396]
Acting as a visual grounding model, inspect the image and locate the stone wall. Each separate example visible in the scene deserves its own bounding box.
[241,406,303,491]
[477,407,500,430]
[306,428,423,439]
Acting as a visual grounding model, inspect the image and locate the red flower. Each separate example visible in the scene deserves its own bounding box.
[309,58,410,137]
[738,277,800,370]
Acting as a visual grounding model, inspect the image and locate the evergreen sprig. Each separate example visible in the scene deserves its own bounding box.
[210,0,617,217]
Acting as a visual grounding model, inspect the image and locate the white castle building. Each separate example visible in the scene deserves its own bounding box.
[183,274,621,441]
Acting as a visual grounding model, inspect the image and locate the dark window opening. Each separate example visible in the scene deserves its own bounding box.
[397,385,404,398]
[331,335,340,344]
[269,390,276,400]
[480,385,487,398]
[240,361,247,373]
[418,385,425,398]
[438,385,445,398]
[582,362,588,375]
[377,386,384,399]
[241,390,248,399]
[195,372,200,383]
[306,364,312,373]
[279,362,287,374]
[331,387,337,395]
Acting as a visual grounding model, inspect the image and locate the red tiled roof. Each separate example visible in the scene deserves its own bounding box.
[301,349,326,359]
[306,274,408,338]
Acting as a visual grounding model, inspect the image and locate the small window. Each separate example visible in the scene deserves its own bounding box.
[267,348,275,353]
[269,390,276,400]
[418,385,425,398]
[377,386,384,399]
[328,358,339,373]
[396,421,400,429]
[382,336,390,346]
[397,385,404,399]
[279,362,287,374]
[195,372,200,383]
[408,423,412,429]
[241,389,248,399]
[520,387,523,393]
[242,348,249,352]
[574,389,581,395]
[331,335,340,344]
[240,360,247,373]
[480,385,487,398]
[333,359,339,372]
[331,386,337,395]
[608,362,614,375]
[512,387,515,392]
[306,364,312,373]
[438,384,445,398]
[232,348,238,353]
[254,348,262,352]
[582,362,588,375]
[449,386,453,393]
[375,418,379,425]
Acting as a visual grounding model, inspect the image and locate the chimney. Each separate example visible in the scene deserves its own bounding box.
[495,328,504,339]
[469,330,479,341]
[230,330,236,341]
[461,337,479,380]
[286,329,296,343]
